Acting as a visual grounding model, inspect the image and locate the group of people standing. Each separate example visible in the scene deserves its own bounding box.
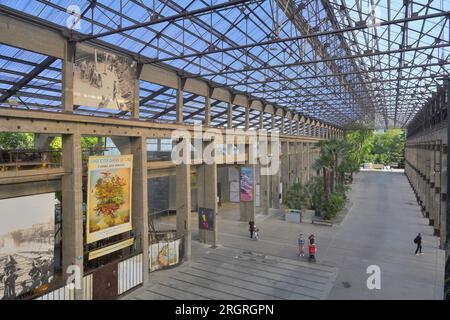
[298,234,316,262]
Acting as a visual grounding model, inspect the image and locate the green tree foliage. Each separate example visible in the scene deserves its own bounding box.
[49,136,103,150]
[345,130,375,164]
[283,182,310,211]
[371,129,405,166]
[0,133,34,149]
[345,129,405,167]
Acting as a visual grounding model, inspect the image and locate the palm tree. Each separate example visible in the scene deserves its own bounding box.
[314,138,353,197]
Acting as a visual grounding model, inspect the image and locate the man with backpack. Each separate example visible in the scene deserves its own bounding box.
[414,233,423,255]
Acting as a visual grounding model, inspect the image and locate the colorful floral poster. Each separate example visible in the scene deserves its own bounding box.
[87,155,133,244]
[240,166,254,202]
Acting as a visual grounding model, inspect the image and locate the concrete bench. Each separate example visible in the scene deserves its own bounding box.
[312,218,333,227]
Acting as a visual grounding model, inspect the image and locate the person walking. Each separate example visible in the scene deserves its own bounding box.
[298,234,305,257]
[414,233,423,255]
[249,220,255,239]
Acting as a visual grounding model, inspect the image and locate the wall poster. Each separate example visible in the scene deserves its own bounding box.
[239,166,254,202]
[87,155,133,244]
[198,207,214,231]
[149,239,180,272]
[0,193,56,300]
[74,43,137,112]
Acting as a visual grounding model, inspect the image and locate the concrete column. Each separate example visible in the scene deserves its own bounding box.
[240,145,256,221]
[306,143,312,181]
[62,41,75,112]
[271,114,276,131]
[270,141,281,209]
[260,167,270,215]
[295,142,302,184]
[259,110,264,130]
[197,142,218,246]
[425,145,431,219]
[280,116,285,134]
[244,104,250,131]
[289,142,296,185]
[204,88,211,126]
[227,102,233,129]
[176,78,184,124]
[441,144,447,248]
[131,64,142,120]
[130,136,149,283]
[175,140,191,260]
[296,121,300,136]
[281,141,289,199]
[61,133,83,299]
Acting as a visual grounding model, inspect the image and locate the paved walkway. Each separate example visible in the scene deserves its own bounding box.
[125,171,444,300]
[324,171,444,299]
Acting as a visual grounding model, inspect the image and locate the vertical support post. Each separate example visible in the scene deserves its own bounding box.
[270,140,280,209]
[260,172,270,215]
[245,101,250,131]
[176,139,191,261]
[281,141,289,197]
[130,136,149,282]
[227,102,233,129]
[197,141,218,246]
[131,63,143,119]
[240,145,256,221]
[62,41,75,112]
[61,133,83,299]
[259,110,264,130]
[271,113,276,131]
[205,87,211,126]
[445,78,450,299]
[176,77,184,124]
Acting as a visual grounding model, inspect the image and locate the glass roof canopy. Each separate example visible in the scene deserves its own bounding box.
[0,0,448,129]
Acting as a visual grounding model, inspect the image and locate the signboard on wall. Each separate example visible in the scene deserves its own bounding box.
[74,43,137,111]
[0,193,56,300]
[240,166,254,202]
[87,155,133,244]
[198,208,214,231]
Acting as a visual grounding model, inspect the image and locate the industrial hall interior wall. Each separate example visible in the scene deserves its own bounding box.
[0,11,345,300]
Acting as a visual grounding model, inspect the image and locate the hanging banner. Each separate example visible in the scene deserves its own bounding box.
[0,193,56,300]
[240,166,254,202]
[74,43,137,111]
[198,208,214,231]
[87,155,133,244]
[149,239,180,272]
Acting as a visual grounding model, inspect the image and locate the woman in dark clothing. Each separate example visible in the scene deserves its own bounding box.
[249,220,255,238]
